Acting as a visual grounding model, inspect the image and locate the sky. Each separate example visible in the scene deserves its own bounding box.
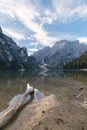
[0,0,87,55]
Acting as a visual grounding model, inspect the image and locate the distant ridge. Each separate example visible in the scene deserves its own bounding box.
[33,40,87,68]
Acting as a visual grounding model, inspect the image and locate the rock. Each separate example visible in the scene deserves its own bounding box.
[0,26,2,33]
[0,85,34,129]
[33,40,87,67]
[82,126,84,130]
[4,95,59,130]
[79,88,84,91]
[54,118,64,125]
[0,29,38,70]
[42,110,45,113]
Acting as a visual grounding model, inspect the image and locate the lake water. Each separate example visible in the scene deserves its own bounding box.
[0,69,87,112]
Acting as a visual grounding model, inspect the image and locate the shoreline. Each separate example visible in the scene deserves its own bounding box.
[3,88,87,130]
[2,76,87,130]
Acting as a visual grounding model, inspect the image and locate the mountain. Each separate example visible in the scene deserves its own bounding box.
[33,40,87,67]
[0,27,38,70]
[0,27,2,33]
[63,51,87,69]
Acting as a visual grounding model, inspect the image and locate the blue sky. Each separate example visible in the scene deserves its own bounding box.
[0,0,87,55]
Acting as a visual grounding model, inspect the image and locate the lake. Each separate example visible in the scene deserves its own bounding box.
[0,69,87,113]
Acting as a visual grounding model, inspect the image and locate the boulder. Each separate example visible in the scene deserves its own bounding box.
[4,95,59,130]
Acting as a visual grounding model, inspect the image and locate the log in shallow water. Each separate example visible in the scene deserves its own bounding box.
[0,84,34,128]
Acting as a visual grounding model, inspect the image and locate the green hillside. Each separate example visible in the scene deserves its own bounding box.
[63,51,87,69]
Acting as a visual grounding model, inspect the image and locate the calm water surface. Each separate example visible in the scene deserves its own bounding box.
[0,69,87,112]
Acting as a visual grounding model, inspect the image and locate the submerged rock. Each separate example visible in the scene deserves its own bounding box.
[4,95,59,130]
[0,85,34,128]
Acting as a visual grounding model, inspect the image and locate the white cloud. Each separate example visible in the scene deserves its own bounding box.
[0,0,58,48]
[77,37,87,43]
[1,0,87,54]
[29,48,38,52]
[0,0,16,19]
[51,0,87,22]
[15,2,58,47]
[29,42,38,47]
[40,9,57,25]
[28,48,38,56]
[3,27,25,40]
[33,33,58,46]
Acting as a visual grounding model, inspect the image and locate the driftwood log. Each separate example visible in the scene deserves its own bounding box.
[0,84,34,128]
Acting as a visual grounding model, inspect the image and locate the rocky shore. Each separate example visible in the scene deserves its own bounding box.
[3,83,87,130]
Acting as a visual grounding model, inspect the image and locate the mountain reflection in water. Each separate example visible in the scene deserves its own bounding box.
[0,69,87,112]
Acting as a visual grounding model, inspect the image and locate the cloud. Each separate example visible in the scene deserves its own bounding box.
[77,37,87,43]
[40,9,57,25]
[0,0,87,55]
[33,33,58,46]
[0,0,58,48]
[29,42,37,46]
[3,27,25,41]
[51,0,87,22]
[15,1,58,47]
[28,48,38,56]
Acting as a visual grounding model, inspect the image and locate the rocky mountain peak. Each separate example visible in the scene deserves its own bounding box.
[33,40,87,67]
[55,40,79,45]
[0,26,2,33]
[0,28,38,70]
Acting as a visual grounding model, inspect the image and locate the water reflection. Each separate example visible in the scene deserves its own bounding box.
[0,69,87,112]
[64,70,87,85]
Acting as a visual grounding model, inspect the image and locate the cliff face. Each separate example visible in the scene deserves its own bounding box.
[0,27,2,33]
[33,40,87,67]
[0,27,38,70]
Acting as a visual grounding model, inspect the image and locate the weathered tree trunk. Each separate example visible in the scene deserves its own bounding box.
[0,84,34,128]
